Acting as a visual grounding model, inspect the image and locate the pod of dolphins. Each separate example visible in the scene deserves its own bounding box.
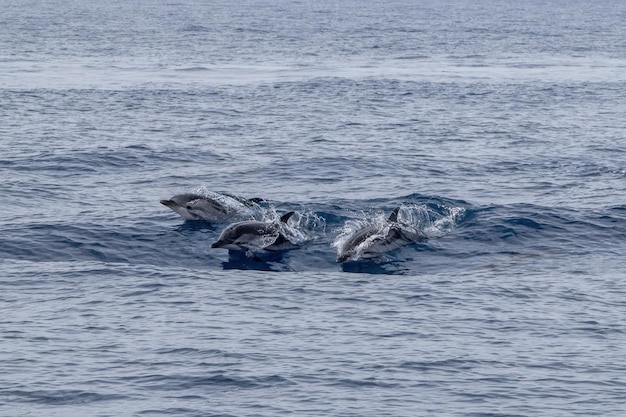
[161,191,427,262]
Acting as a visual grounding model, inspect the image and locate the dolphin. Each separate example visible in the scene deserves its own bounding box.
[211,211,297,256]
[336,207,427,263]
[160,192,264,222]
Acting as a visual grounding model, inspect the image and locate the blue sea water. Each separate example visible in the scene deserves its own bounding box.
[2,0,626,415]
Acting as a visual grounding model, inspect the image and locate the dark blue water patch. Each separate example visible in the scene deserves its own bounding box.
[340,259,410,275]
[608,205,626,213]
[0,222,216,267]
[504,217,543,229]
[462,204,573,242]
[220,250,291,272]
[175,221,219,234]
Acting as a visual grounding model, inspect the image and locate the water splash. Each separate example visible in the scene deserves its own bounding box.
[332,210,392,261]
[397,204,466,238]
[332,204,466,261]
[265,207,327,246]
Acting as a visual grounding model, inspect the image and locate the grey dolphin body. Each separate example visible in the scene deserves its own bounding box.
[336,207,427,262]
[211,212,297,255]
[160,192,263,222]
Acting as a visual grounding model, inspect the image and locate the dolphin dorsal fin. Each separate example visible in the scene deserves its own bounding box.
[388,207,400,222]
[280,211,295,223]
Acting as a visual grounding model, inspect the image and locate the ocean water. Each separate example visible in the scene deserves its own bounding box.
[2,0,626,415]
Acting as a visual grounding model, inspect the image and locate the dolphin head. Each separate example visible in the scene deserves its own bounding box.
[160,194,205,220]
[336,253,351,263]
[160,199,174,207]
[166,194,203,206]
[210,223,242,249]
[210,239,241,251]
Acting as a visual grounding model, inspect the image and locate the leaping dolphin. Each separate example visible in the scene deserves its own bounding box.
[335,207,427,263]
[211,211,297,256]
[160,192,263,222]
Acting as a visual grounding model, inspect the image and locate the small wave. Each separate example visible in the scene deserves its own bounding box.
[180,24,211,33]
[7,389,127,405]
[174,66,212,72]
[281,209,327,245]
[138,408,201,416]
[128,373,291,391]
[258,206,327,246]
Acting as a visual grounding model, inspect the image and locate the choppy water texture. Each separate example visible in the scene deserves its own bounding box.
[2,0,626,416]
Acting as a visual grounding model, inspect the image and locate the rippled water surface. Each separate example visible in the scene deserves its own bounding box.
[2,0,626,416]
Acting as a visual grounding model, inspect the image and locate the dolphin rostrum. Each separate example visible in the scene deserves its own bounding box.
[335,207,427,263]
